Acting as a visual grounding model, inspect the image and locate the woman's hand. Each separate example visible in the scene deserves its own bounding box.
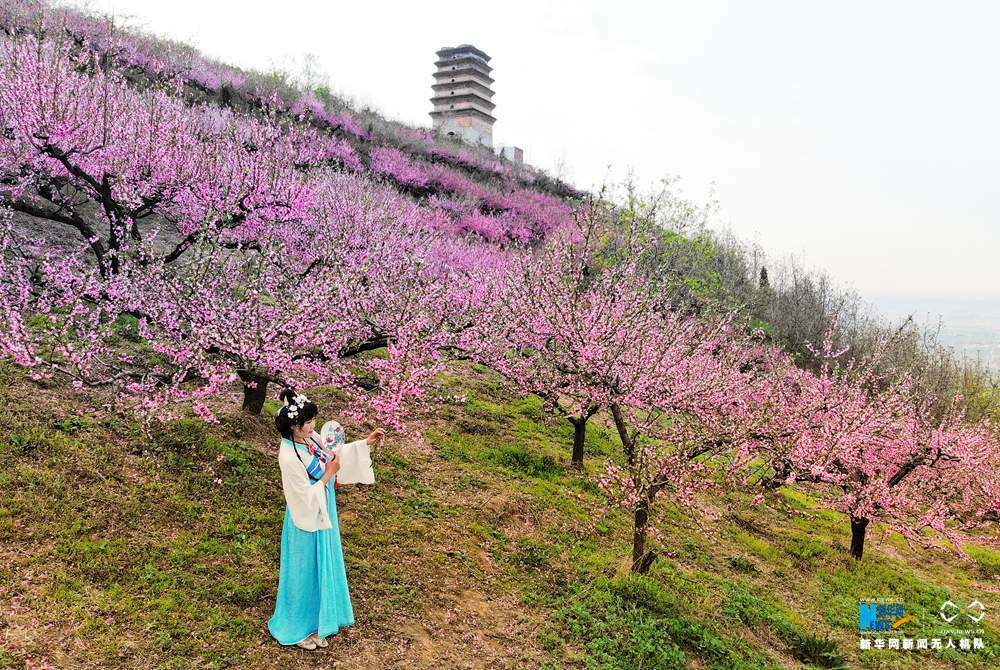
[321,453,341,484]
[367,428,385,446]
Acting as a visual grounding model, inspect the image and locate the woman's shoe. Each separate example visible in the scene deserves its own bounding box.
[311,633,329,648]
[295,637,317,650]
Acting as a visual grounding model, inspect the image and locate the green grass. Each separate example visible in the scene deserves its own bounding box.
[966,545,1000,578]
[723,579,849,668]
[1,361,997,669]
[553,574,778,669]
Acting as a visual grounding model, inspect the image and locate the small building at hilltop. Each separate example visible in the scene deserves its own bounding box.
[430,44,522,163]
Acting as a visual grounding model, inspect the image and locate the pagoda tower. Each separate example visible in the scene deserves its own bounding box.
[430,44,496,147]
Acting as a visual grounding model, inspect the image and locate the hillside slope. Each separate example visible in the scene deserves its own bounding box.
[1,361,997,670]
[2,6,998,670]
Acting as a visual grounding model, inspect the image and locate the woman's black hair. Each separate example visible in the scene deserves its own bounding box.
[275,388,319,440]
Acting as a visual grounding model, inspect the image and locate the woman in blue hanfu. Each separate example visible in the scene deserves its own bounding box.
[267,388,384,650]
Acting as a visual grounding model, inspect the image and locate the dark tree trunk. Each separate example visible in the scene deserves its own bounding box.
[631,504,657,573]
[762,460,792,490]
[569,416,587,468]
[238,371,269,415]
[609,403,658,574]
[562,405,598,469]
[850,516,869,560]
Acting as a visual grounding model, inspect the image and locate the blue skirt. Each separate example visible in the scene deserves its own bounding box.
[267,480,355,644]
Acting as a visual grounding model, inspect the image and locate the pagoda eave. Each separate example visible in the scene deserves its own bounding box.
[429,109,497,123]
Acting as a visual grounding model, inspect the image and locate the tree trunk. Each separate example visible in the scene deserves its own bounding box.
[569,416,587,468]
[238,371,269,415]
[631,504,657,573]
[850,516,869,560]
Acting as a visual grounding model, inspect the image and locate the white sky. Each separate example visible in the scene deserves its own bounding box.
[76,0,999,307]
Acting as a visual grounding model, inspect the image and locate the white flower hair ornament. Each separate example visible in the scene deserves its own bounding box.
[282,392,310,420]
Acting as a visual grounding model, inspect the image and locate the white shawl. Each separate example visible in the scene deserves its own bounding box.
[277,438,333,532]
[332,437,374,485]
